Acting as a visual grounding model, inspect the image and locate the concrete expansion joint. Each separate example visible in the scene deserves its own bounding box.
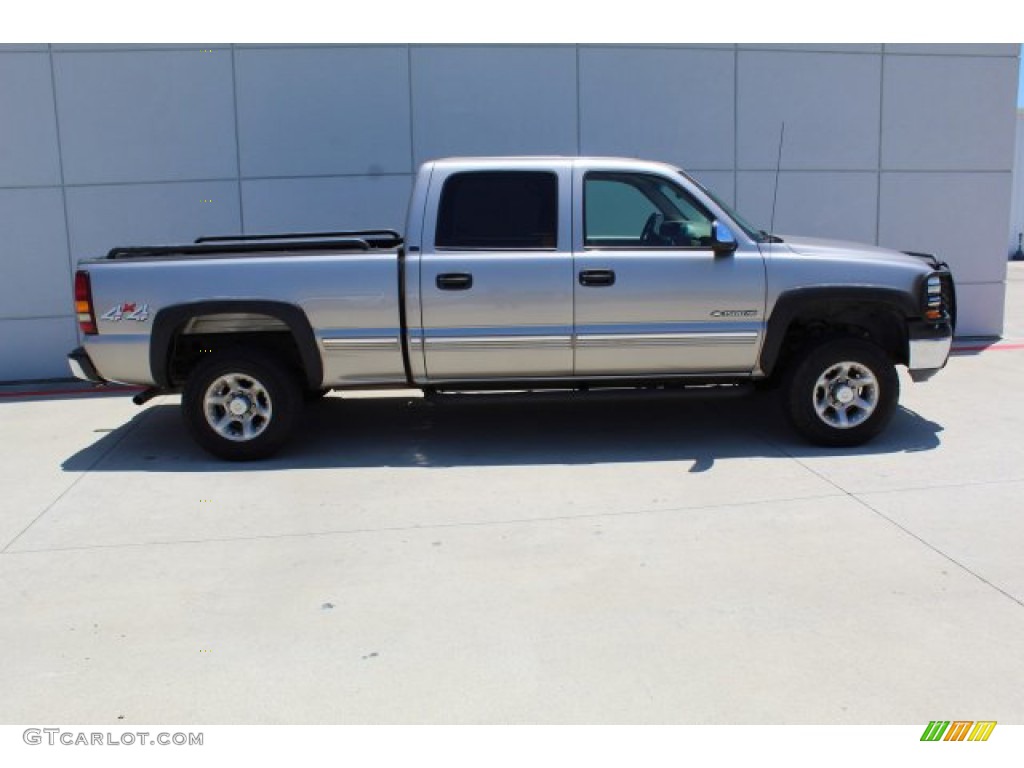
[2,490,851,556]
[0,406,157,555]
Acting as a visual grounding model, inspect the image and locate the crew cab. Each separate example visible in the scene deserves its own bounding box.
[69,157,956,460]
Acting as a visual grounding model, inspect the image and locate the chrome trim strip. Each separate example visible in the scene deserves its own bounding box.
[425,335,573,350]
[417,331,757,351]
[322,337,401,352]
[574,332,758,348]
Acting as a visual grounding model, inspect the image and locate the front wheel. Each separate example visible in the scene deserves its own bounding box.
[785,338,899,447]
[182,348,302,460]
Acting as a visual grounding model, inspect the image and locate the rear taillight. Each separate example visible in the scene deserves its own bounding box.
[74,270,97,334]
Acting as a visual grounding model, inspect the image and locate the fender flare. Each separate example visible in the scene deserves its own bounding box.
[150,300,323,389]
[759,286,918,376]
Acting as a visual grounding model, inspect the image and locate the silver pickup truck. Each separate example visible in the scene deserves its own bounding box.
[68,156,956,460]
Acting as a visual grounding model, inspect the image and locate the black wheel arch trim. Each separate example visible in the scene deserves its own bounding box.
[760,286,918,376]
[150,300,323,389]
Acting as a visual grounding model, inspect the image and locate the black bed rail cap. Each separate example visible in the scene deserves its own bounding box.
[194,228,402,244]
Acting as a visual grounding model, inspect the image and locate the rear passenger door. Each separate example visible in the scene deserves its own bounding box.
[418,167,574,381]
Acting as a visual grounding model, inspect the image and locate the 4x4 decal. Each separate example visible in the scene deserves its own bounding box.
[101,303,151,322]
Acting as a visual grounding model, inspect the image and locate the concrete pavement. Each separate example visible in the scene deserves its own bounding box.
[2,265,1024,724]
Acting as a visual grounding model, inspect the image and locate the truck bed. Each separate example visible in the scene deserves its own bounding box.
[78,229,409,388]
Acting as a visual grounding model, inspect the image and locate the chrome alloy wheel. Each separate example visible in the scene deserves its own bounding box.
[811,361,879,429]
[203,373,273,442]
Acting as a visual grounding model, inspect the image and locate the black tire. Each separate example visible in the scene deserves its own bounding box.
[303,388,331,403]
[784,338,899,447]
[182,348,302,461]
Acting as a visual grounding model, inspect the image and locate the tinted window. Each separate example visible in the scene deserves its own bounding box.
[436,172,557,249]
[584,172,714,248]
[585,178,659,240]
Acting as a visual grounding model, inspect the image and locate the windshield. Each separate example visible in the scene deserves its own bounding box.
[677,169,774,243]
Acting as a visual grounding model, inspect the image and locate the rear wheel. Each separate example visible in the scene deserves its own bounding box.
[182,348,302,460]
[785,338,898,447]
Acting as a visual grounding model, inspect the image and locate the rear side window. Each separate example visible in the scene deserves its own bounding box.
[436,171,557,250]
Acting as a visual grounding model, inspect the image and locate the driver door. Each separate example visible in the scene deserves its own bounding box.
[572,169,766,376]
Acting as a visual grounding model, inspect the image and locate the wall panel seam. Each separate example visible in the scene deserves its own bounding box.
[876,46,885,245]
[230,44,245,234]
[46,44,75,296]
[406,45,416,173]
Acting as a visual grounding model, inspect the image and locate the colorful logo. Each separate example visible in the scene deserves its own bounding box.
[920,721,996,742]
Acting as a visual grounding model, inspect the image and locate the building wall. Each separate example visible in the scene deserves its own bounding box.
[0,43,1019,380]
[1011,111,1024,259]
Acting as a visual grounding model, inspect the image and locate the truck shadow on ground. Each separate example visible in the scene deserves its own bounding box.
[62,388,944,473]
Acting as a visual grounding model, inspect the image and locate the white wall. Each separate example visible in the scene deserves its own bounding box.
[0,43,1019,380]
[1011,111,1024,259]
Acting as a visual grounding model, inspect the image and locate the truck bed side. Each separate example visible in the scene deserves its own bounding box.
[80,247,407,389]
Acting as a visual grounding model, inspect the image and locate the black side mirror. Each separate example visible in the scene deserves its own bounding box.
[711,221,738,255]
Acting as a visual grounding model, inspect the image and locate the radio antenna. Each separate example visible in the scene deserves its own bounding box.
[769,121,786,242]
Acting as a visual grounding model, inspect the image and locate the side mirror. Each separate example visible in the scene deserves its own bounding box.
[711,221,738,255]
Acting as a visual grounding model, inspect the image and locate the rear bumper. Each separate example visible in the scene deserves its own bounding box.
[907,321,953,382]
[67,347,106,384]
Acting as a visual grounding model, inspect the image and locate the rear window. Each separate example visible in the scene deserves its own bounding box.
[435,171,557,250]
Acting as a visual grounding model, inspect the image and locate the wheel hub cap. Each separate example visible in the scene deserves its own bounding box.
[203,373,273,442]
[812,361,880,430]
[228,396,250,416]
[834,384,855,405]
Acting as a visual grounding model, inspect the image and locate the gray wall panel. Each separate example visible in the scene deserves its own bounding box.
[951,282,1006,337]
[879,172,1013,284]
[882,55,1018,171]
[738,51,881,170]
[580,47,734,170]
[739,44,882,53]
[411,46,577,164]
[0,53,61,187]
[884,44,1019,57]
[66,182,241,263]
[53,50,237,184]
[737,171,879,243]
[1011,113,1024,256]
[0,317,78,380]
[236,46,412,178]
[0,188,70,319]
[242,176,413,233]
[52,44,228,51]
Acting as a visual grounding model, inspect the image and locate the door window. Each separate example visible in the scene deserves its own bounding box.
[584,172,714,248]
[436,171,558,250]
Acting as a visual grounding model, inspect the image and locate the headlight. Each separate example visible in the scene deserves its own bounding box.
[925,274,954,325]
